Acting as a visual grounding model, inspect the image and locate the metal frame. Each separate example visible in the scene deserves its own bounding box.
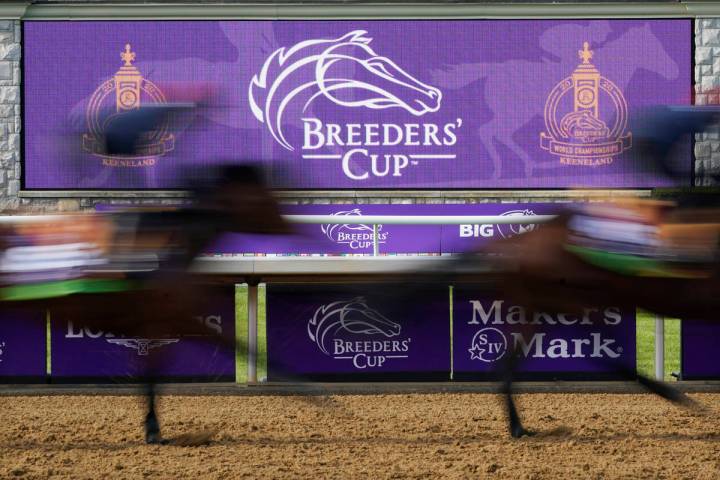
[5,3,720,20]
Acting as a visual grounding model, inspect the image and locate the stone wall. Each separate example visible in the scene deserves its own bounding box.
[0,20,20,208]
[0,18,703,208]
[695,18,720,186]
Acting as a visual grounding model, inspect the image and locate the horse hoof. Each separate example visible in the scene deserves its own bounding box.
[145,434,169,445]
[510,426,535,439]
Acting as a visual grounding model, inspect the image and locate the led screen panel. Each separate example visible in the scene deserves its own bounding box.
[23,20,692,189]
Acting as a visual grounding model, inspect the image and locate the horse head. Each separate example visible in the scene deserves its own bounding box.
[321,208,382,242]
[339,297,402,337]
[249,30,441,150]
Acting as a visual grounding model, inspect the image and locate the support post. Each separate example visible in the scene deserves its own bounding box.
[655,314,665,381]
[247,282,258,383]
[372,224,379,256]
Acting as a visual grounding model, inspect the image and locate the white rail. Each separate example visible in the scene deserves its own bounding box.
[283,214,557,225]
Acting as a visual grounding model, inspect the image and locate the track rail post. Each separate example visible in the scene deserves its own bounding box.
[247,282,259,383]
[372,224,379,256]
[655,315,665,381]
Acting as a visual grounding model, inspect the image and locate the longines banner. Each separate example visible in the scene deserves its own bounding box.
[208,203,568,254]
[24,20,690,189]
[266,284,450,380]
[50,289,235,381]
[681,320,720,380]
[0,309,46,380]
[453,287,636,380]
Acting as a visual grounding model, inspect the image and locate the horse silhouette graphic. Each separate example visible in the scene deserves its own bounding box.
[307,297,401,355]
[321,208,383,243]
[249,30,442,150]
[430,22,679,179]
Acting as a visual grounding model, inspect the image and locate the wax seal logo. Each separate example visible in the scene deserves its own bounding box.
[540,42,632,166]
[468,327,507,363]
[82,44,175,167]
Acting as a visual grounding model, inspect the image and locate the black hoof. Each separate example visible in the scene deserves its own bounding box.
[510,425,535,438]
[145,433,169,445]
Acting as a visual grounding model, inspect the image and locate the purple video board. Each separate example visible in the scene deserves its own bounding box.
[0,308,46,379]
[453,287,636,379]
[50,288,235,381]
[266,284,450,380]
[24,20,691,189]
[681,320,720,379]
[207,202,570,255]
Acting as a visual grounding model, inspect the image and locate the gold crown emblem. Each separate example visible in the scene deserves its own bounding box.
[540,42,632,167]
[82,44,174,168]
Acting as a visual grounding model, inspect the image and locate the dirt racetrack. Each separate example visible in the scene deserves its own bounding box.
[0,392,719,479]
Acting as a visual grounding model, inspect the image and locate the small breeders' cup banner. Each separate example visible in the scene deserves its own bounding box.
[681,319,720,380]
[50,288,235,381]
[266,284,450,380]
[207,202,569,255]
[453,286,636,379]
[0,309,46,379]
[24,20,690,189]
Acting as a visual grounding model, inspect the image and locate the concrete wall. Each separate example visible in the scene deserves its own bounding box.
[0,16,703,209]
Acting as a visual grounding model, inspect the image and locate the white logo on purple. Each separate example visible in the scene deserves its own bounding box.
[249,30,442,151]
[307,297,410,369]
[105,338,179,356]
[321,209,388,250]
[469,327,507,363]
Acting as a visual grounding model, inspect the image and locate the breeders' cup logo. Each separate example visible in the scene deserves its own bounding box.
[83,44,175,168]
[540,42,631,166]
[106,338,179,356]
[249,30,462,181]
[468,327,507,363]
[307,297,411,369]
[459,209,538,239]
[321,209,388,250]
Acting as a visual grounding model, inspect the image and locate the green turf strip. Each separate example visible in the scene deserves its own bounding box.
[1,278,136,301]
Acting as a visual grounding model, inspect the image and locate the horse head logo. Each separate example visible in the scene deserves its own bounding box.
[249,30,442,150]
[497,209,538,238]
[321,208,382,242]
[307,297,401,355]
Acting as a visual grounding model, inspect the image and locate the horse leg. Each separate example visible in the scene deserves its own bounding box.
[144,382,167,445]
[499,347,534,438]
[478,126,503,180]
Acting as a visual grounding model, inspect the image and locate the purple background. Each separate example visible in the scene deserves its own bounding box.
[453,287,636,378]
[681,320,720,379]
[50,288,235,380]
[0,309,46,378]
[24,20,691,189]
[266,284,450,379]
[207,202,570,254]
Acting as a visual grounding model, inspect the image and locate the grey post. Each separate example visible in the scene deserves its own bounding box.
[247,283,258,383]
[655,314,665,381]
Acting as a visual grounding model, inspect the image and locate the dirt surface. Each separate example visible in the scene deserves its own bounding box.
[0,393,719,479]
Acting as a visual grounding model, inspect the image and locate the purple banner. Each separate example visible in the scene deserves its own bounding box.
[24,20,690,189]
[266,284,450,380]
[453,287,636,379]
[0,309,46,379]
[681,320,720,379]
[207,202,569,255]
[50,289,235,380]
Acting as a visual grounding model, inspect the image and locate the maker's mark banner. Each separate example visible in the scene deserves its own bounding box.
[24,20,691,189]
